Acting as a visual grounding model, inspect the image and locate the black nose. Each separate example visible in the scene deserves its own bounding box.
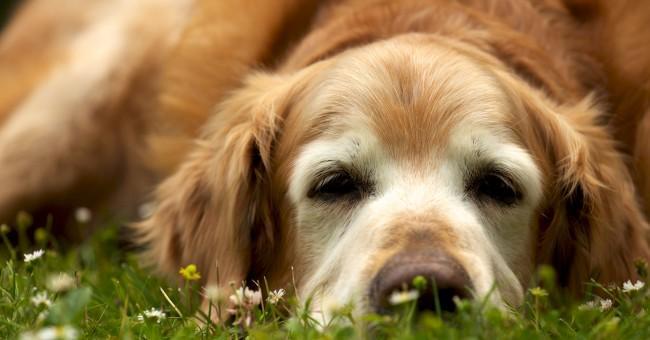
[369,250,472,314]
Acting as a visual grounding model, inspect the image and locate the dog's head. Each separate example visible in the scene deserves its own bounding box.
[137,34,648,319]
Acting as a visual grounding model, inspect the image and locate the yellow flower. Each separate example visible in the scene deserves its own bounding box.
[529,286,548,297]
[179,264,201,281]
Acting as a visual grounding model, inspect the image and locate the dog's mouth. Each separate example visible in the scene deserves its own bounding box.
[368,249,473,315]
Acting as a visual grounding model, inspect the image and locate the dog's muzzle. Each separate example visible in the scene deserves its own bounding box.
[369,249,472,314]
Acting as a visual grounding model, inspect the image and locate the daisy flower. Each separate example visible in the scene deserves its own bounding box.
[529,287,549,297]
[229,287,262,306]
[20,325,78,340]
[24,249,45,263]
[580,298,613,312]
[179,264,201,281]
[579,300,598,311]
[599,298,613,311]
[267,289,286,304]
[203,285,224,303]
[31,291,52,307]
[622,280,645,293]
[227,286,263,328]
[74,207,92,224]
[46,273,75,292]
[388,289,420,305]
[137,308,166,323]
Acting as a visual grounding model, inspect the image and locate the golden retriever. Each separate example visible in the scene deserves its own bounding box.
[1,0,650,321]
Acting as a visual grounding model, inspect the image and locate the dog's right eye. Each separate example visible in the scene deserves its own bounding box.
[308,171,361,202]
[467,168,522,206]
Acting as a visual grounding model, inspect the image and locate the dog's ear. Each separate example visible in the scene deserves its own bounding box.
[511,87,650,292]
[135,66,320,298]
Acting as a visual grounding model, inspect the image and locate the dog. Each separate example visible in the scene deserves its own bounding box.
[1,0,650,321]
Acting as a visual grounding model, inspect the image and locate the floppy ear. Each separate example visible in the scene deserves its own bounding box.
[511,88,650,292]
[135,66,319,299]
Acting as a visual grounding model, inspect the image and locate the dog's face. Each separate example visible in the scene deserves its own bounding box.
[139,34,648,321]
[283,37,543,315]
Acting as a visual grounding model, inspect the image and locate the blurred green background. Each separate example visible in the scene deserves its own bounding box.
[1,0,21,29]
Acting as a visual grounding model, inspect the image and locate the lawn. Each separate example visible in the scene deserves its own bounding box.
[1,212,650,339]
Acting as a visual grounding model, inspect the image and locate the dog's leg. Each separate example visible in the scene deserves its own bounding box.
[0,0,193,227]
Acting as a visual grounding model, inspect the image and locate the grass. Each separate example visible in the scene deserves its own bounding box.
[2,212,650,339]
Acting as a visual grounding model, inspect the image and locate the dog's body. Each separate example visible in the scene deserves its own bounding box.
[2,0,650,320]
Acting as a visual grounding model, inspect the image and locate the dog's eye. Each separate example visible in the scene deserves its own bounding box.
[470,171,521,206]
[308,171,361,201]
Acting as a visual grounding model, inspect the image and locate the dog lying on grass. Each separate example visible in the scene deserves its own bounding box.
[1,0,649,322]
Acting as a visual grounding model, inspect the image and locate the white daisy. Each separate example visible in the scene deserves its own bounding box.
[20,325,78,340]
[578,300,598,311]
[622,280,645,293]
[203,285,224,303]
[46,273,75,292]
[74,207,92,224]
[137,308,166,323]
[579,298,613,312]
[249,289,262,306]
[31,291,52,307]
[24,249,45,263]
[229,287,263,306]
[599,298,613,311]
[267,289,286,304]
[388,289,420,305]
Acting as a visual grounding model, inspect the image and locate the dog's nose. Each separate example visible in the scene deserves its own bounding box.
[370,250,472,314]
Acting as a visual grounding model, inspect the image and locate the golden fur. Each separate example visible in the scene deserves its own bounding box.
[1,0,649,317]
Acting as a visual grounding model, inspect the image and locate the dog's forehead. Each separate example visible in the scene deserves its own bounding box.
[303,38,514,162]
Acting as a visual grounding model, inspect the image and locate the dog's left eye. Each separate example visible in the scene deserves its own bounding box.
[469,170,521,206]
[308,171,362,202]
